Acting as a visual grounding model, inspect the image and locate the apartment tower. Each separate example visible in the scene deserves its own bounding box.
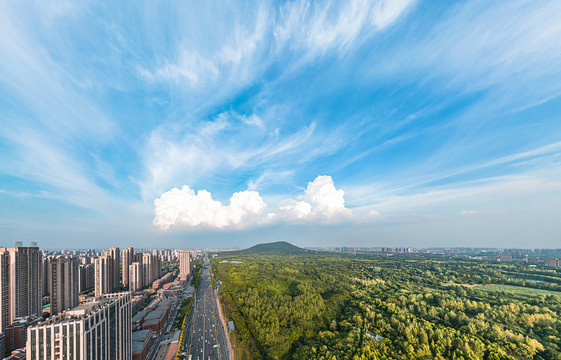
[128,262,143,293]
[0,246,43,334]
[27,292,132,360]
[122,247,134,288]
[48,256,79,316]
[179,250,192,279]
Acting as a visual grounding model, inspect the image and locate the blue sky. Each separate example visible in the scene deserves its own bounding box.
[1,0,560,249]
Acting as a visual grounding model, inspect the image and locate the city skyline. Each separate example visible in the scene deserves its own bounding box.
[1,1,561,249]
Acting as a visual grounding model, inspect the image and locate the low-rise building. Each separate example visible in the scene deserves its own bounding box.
[132,329,153,360]
[5,315,41,352]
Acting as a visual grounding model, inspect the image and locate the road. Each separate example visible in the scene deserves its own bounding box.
[148,299,179,360]
[150,282,196,360]
[185,255,229,360]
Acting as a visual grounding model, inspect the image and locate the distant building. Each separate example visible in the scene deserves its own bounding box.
[179,251,192,279]
[544,258,559,268]
[110,247,121,292]
[27,292,132,360]
[95,255,110,297]
[42,256,51,297]
[48,256,79,316]
[0,246,43,335]
[95,248,121,297]
[78,264,95,293]
[122,248,134,288]
[527,257,540,265]
[129,262,143,293]
[0,250,10,333]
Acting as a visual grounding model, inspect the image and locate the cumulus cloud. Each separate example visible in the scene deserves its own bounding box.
[459,210,479,216]
[153,186,266,230]
[278,175,352,221]
[153,175,352,230]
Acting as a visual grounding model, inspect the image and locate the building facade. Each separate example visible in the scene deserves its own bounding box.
[122,248,134,288]
[0,247,43,334]
[179,251,192,279]
[27,292,132,360]
[94,256,110,298]
[109,248,120,292]
[49,256,79,316]
[0,251,10,333]
[94,248,121,297]
[78,264,95,293]
[129,262,143,293]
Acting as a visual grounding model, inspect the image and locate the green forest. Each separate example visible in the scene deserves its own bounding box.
[211,245,561,360]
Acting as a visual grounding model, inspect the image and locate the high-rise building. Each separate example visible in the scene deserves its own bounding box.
[0,250,10,333]
[95,249,121,297]
[109,248,120,292]
[0,247,43,334]
[42,256,51,297]
[0,332,4,359]
[142,253,153,286]
[129,262,143,293]
[95,255,110,297]
[122,248,134,288]
[179,251,192,279]
[48,256,79,316]
[27,292,132,360]
[153,252,161,280]
[78,264,95,293]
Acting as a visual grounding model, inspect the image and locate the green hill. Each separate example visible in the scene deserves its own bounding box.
[246,241,305,254]
[227,241,308,256]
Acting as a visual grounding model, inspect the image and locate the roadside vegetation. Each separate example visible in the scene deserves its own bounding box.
[172,297,193,331]
[192,267,202,289]
[212,248,561,359]
[211,273,217,290]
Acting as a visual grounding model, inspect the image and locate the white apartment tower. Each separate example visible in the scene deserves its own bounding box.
[94,248,120,297]
[0,251,9,333]
[128,262,143,293]
[179,251,192,279]
[27,292,132,360]
[94,256,110,298]
[0,246,43,333]
[48,256,79,316]
[122,248,134,288]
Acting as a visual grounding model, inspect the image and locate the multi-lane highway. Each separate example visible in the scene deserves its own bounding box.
[185,255,229,360]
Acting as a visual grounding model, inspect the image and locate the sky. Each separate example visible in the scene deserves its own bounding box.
[1,0,560,249]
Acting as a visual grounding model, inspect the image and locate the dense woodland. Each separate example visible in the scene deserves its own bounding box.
[211,244,561,360]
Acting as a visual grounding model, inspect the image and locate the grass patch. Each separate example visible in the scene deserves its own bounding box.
[474,284,561,297]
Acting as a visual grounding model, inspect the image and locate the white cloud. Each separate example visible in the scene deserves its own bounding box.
[153,175,352,230]
[153,186,266,230]
[459,210,479,216]
[368,210,382,217]
[278,175,352,221]
[275,0,414,55]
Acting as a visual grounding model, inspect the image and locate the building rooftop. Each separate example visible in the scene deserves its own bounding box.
[132,329,153,342]
[132,340,149,354]
[132,309,150,323]
[143,318,162,326]
[171,330,181,343]
[144,309,166,320]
